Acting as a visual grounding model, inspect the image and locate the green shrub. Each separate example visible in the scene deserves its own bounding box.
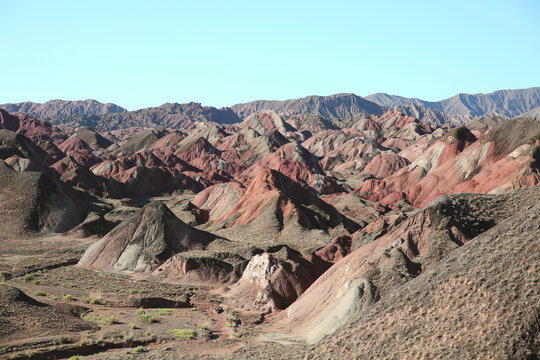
[197,323,212,339]
[35,290,46,296]
[56,336,71,344]
[168,329,196,340]
[153,308,174,316]
[82,315,119,326]
[133,345,147,353]
[136,308,157,323]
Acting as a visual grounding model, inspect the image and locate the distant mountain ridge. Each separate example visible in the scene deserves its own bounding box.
[231,93,385,120]
[366,87,540,117]
[2,87,539,131]
[44,102,241,132]
[0,99,127,119]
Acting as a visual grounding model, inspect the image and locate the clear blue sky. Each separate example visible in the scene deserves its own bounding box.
[1,0,539,110]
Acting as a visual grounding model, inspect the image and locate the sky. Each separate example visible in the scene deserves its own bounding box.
[0,0,539,110]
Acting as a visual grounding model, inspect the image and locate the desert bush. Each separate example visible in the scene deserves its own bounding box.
[136,308,157,323]
[82,315,119,326]
[133,345,147,353]
[168,329,196,340]
[153,308,174,316]
[56,336,71,344]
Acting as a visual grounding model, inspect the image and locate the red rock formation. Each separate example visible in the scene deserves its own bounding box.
[240,110,297,135]
[192,182,246,223]
[91,157,135,178]
[175,137,244,178]
[363,151,410,178]
[108,165,202,198]
[313,234,352,263]
[58,137,101,167]
[51,156,104,193]
[0,109,67,142]
[241,141,342,194]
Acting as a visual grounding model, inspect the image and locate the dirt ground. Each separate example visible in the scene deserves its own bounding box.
[0,232,275,360]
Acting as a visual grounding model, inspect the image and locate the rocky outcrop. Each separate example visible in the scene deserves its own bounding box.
[225,235,354,312]
[225,246,326,311]
[280,187,540,348]
[0,129,54,168]
[77,202,218,272]
[305,186,540,359]
[0,160,85,234]
[153,253,246,284]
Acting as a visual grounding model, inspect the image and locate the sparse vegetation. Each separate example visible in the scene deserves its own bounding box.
[153,308,174,316]
[87,291,103,305]
[62,294,73,301]
[226,309,240,327]
[197,323,210,330]
[197,323,212,339]
[79,333,95,346]
[25,350,38,358]
[123,331,134,342]
[136,308,157,323]
[169,329,196,340]
[34,290,46,296]
[133,345,148,353]
[81,314,119,326]
[144,330,156,339]
[56,336,71,344]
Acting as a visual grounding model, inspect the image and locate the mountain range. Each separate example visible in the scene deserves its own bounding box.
[0,89,538,359]
[1,87,539,131]
[366,87,540,117]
